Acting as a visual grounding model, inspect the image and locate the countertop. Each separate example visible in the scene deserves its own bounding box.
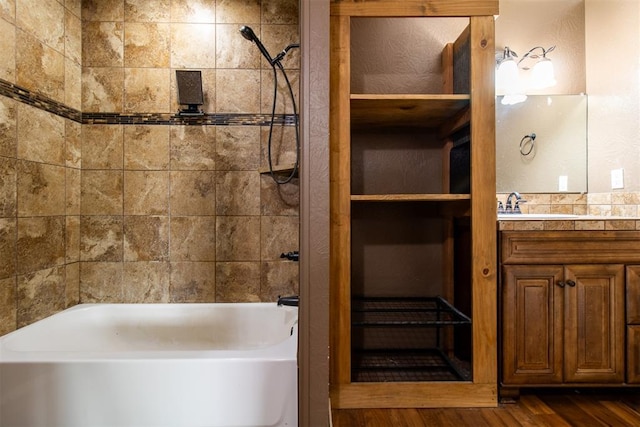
[497,215,640,231]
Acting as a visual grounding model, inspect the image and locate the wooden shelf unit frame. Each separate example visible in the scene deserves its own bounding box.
[329,0,498,409]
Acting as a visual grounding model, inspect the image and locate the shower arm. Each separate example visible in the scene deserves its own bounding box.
[240,26,301,185]
[271,43,300,65]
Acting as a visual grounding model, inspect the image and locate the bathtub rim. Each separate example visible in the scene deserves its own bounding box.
[0,302,298,363]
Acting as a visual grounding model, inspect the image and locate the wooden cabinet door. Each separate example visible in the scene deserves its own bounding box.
[627,266,640,324]
[563,264,625,383]
[627,267,640,384]
[628,326,640,384]
[502,265,564,385]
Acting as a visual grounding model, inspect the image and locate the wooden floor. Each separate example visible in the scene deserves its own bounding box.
[331,389,640,426]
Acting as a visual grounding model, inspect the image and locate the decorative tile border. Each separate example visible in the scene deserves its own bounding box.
[82,112,297,126]
[0,79,82,123]
[0,78,296,126]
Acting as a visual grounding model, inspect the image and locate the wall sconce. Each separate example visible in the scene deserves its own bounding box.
[496,45,557,105]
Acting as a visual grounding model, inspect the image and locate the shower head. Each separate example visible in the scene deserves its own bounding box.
[239,25,274,65]
[239,25,257,42]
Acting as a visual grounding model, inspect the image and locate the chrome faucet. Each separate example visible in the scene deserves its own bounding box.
[505,192,526,214]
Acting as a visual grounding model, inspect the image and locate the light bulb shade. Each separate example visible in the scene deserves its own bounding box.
[496,58,520,94]
[530,58,556,89]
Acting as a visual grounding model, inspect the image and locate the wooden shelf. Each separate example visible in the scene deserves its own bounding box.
[351,194,470,202]
[350,94,470,129]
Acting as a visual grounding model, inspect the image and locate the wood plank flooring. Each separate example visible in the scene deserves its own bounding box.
[331,389,640,426]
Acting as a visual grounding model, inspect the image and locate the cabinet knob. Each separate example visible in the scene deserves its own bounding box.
[557,280,576,288]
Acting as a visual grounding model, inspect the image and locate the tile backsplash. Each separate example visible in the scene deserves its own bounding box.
[0,0,300,334]
[497,192,640,217]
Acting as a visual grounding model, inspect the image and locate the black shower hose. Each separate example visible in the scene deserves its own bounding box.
[266,59,300,185]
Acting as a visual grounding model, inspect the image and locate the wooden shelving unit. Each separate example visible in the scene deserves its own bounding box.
[330,0,498,409]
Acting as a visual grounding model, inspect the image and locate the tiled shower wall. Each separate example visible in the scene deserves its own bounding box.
[0,0,300,334]
[0,0,82,334]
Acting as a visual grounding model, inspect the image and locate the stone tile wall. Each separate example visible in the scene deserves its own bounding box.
[0,0,82,334]
[0,0,300,334]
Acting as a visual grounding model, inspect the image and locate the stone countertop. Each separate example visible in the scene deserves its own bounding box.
[497,215,640,231]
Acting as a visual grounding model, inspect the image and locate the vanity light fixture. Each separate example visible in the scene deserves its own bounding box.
[496,45,557,105]
[496,47,526,105]
[521,45,557,89]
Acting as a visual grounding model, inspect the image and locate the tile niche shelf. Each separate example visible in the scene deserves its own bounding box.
[258,163,297,176]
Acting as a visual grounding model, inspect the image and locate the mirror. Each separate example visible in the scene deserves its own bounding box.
[496,94,587,193]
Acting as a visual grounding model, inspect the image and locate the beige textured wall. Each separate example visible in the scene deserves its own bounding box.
[0,0,300,334]
[350,17,468,94]
[498,0,640,196]
[585,0,640,192]
[496,0,586,95]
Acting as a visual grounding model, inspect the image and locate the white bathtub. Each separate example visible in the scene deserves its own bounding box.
[0,303,298,427]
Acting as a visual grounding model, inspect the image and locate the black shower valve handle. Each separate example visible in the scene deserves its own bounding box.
[280,251,299,261]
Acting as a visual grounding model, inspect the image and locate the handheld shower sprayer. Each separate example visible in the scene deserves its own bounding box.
[239,26,299,66]
[239,26,275,65]
[239,25,301,185]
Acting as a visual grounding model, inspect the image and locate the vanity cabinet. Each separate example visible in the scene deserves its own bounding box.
[502,264,624,385]
[500,231,640,393]
[330,0,498,409]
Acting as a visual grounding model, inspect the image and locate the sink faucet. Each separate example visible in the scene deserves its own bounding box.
[505,192,526,214]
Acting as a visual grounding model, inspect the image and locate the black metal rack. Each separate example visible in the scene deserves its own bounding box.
[352,296,470,326]
[351,296,471,382]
